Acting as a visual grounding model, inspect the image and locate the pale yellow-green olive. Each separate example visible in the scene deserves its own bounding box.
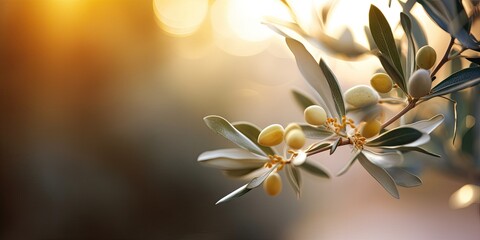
[408,69,431,98]
[263,172,282,196]
[344,85,379,108]
[416,45,437,69]
[285,129,306,150]
[285,123,302,136]
[362,120,382,138]
[370,73,393,93]
[304,105,327,126]
[258,124,284,147]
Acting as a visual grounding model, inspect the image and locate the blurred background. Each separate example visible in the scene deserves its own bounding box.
[0,0,478,239]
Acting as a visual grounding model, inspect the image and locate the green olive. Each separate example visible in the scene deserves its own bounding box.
[285,129,306,149]
[304,105,327,126]
[416,45,437,69]
[362,120,382,138]
[370,73,393,93]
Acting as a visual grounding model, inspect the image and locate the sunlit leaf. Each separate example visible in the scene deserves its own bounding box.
[292,150,307,166]
[233,122,276,156]
[216,184,252,205]
[286,38,338,117]
[198,148,267,170]
[358,152,399,199]
[305,142,332,155]
[292,89,316,110]
[427,67,480,98]
[204,116,266,156]
[400,12,416,81]
[336,150,361,176]
[300,159,330,178]
[300,124,334,139]
[369,5,405,90]
[386,167,422,188]
[367,127,424,147]
[319,59,346,117]
[401,114,444,134]
[285,164,302,198]
[362,149,404,168]
[364,26,377,50]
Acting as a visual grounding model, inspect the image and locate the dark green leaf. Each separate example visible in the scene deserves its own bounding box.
[233,122,276,156]
[467,58,480,65]
[386,167,422,188]
[400,12,416,81]
[336,151,361,176]
[204,115,266,156]
[358,152,399,198]
[319,59,346,117]
[300,160,330,178]
[215,184,251,205]
[292,89,316,111]
[461,126,474,156]
[285,164,302,198]
[428,67,480,98]
[300,124,333,139]
[369,5,405,89]
[374,50,407,93]
[286,38,338,117]
[330,137,341,155]
[367,127,424,147]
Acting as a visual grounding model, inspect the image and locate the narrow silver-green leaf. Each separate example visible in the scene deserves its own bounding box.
[300,124,334,139]
[367,127,424,147]
[300,160,330,178]
[292,89,316,110]
[285,164,302,198]
[401,114,444,134]
[369,5,405,89]
[362,149,403,168]
[330,137,341,155]
[426,67,480,98]
[305,142,332,156]
[385,168,422,188]
[394,146,441,158]
[198,148,267,170]
[286,38,338,118]
[246,165,278,189]
[400,12,416,82]
[336,151,361,176]
[358,152,399,199]
[233,122,276,156]
[319,59,345,117]
[204,115,266,156]
[215,184,251,205]
[374,50,407,93]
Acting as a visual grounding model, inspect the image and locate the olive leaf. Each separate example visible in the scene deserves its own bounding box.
[362,149,404,168]
[246,165,278,189]
[233,122,276,156]
[286,38,339,118]
[198,148,267,170]
[373,50,407,93]
[400,12,416,81]
[215,184,251,205]
[319,59,346,117]
[426,67,480,98]
[300,124,334,139]
[399,0,428,48]
[367,127,424,147]
[358,152,399,199]
[204,115,266,156]
[400,114,444,134]
[466,57,480,65]
[336,150,361,176]
[394,146,441,158]
[300,160,330,178]
[285,164,302,198]
[369,5,406,91]
[330,137,341,155]
[385,167,422,188]
[305,142,332,155]
[292,89,316,110]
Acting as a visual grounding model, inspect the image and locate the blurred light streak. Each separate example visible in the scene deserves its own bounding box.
[449,184,480,209]
[153,0,208,37]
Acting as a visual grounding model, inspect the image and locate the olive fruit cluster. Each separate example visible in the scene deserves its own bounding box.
[258,124,306,150]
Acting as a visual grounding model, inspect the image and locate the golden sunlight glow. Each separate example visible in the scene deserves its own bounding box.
[153,0,208,37]
[227,0,275,42]
[449,184,480,209]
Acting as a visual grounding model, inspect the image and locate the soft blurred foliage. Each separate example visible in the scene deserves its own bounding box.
[0,0,478,239]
